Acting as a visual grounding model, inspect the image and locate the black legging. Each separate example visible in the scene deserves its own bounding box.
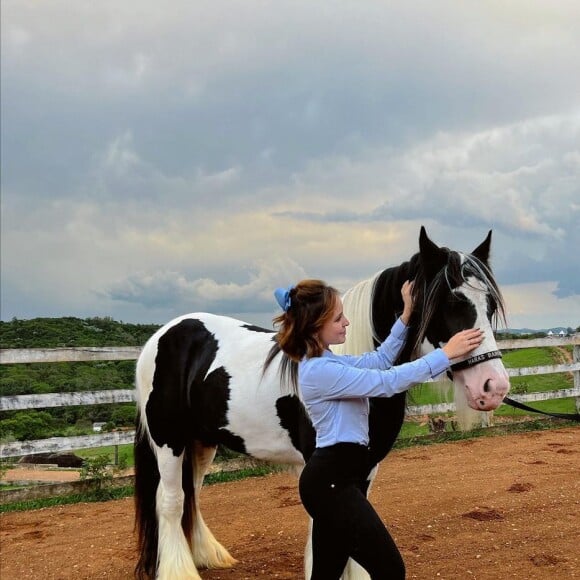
[299,443,405,580]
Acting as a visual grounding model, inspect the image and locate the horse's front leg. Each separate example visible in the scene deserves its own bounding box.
[341,558,370,580]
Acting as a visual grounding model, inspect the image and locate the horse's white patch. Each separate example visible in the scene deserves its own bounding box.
[445,275,498,363]
[450,277,510,411]
[203,315,306,465]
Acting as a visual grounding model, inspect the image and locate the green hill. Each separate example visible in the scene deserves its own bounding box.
[0,316,160,349]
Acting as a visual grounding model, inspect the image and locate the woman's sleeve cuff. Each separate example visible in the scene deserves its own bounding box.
[423,349,450,378]
[390,317,409,340]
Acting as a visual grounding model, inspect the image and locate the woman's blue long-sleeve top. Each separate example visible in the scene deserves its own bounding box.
[299,318,450,448]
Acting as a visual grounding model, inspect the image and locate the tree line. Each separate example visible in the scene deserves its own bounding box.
[0,317,161,442]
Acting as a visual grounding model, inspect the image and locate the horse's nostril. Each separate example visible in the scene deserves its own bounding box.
[483,379,491,393]
[479,400,486,406]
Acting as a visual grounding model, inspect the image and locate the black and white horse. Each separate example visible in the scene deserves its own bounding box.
[134,227,510,579]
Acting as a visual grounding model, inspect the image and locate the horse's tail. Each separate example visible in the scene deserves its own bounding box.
[134,412,160,579]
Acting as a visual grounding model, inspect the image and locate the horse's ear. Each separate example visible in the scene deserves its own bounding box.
[471,230,492,264]
[419,226,446,279]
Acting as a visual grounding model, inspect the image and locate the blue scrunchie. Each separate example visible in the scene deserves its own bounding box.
[274,285,294,312]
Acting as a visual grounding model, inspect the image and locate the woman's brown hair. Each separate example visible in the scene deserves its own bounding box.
[273,279,339,361]
[263,279,339,394]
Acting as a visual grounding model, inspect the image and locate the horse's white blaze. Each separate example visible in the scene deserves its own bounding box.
[448,276,498,362]
[450,277,510,411]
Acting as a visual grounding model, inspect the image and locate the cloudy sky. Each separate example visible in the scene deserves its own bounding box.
[2,0,579,331]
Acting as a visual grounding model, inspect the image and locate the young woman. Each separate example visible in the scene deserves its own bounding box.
[273,279,483,580]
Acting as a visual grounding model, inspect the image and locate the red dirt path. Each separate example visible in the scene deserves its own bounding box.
[1,427,579,579]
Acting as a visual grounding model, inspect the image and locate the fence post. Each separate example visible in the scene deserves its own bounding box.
[574,345,580,414]
[480,411,491,428]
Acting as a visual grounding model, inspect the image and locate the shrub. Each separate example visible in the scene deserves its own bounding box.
[80,454,113,499]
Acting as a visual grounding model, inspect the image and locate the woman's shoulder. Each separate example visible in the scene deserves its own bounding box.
[300,352,341,379]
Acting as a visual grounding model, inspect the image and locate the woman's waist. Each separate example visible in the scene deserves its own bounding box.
[310,442,370,477]
[314,441,369,457]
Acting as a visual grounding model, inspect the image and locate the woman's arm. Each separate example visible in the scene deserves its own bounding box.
[301,348,447,400]
[338,280,414,370]
[337,317,408,370]
[302,327,484,401]
[399,280,413,326]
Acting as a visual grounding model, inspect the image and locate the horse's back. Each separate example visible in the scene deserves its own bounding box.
[136,312,275,401]
[136,312,306,464]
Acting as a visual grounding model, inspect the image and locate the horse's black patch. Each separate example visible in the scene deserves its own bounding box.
[195,365,247,454]
[242,324,275,334]
[367,393,407,467]
[146,318,245,456]
[276,395,316,461]
[441,292,477,336]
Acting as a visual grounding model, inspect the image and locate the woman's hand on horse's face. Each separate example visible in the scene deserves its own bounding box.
[400,280,415,325]
[442,328,484,360]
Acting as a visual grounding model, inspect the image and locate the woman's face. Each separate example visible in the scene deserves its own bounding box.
[319,297,350,348]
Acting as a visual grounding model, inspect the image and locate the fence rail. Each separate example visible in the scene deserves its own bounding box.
[0,347,142,364]
[1,336,579,459]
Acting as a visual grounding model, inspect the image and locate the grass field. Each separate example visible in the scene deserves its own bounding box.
[401,344,576,436]
[76,444,134,467]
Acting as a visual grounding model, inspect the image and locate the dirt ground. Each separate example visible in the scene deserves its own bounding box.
[1,427,578,579]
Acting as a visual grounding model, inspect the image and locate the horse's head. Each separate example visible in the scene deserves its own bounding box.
[413,227,510,412]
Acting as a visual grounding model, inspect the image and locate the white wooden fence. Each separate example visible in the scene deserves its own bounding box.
[1,337,579,459]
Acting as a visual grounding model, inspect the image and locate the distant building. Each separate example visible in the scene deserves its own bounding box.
[93,422,107,433]
[547,330,554,337]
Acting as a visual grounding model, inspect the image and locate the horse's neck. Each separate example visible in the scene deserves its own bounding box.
[366,261,419,465]
[337,260,421,359]
[370,261,417,348]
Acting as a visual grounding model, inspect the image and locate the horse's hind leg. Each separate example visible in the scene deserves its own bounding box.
[188,442,237,569]
[156,444,202,580]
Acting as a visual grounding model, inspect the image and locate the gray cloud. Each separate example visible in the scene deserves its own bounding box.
[5,1,580,196]
[2,1,580,328]
[104,258,308,315]
[270,112,580,293]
